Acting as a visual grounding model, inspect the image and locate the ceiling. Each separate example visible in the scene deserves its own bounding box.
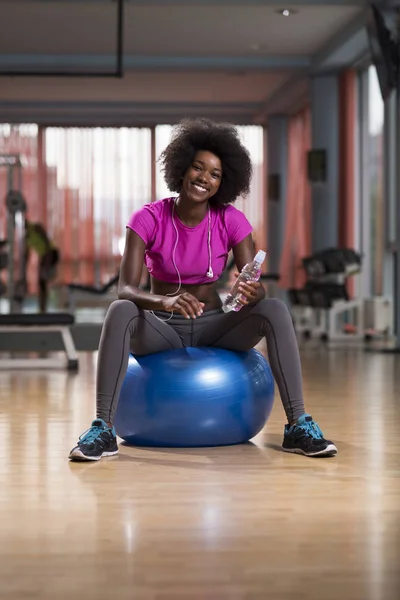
[0,0,377,126]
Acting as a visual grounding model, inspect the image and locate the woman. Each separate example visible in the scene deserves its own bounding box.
[69,118,337,461]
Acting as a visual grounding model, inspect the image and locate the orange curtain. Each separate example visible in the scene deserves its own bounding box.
[0,125,153,290]
[0,125,41,293]
[338,70,356,249]
[338,70,357,297]
[44,127,152,285]
[278,108,311,289]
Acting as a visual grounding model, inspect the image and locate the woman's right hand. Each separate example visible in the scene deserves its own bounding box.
[162,293,205,319]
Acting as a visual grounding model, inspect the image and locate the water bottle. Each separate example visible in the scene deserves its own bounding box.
[222,250,266,313]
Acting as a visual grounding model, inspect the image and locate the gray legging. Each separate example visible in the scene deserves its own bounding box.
[96,298,305,425]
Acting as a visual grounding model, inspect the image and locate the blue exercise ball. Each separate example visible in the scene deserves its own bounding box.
[114,347,275,448]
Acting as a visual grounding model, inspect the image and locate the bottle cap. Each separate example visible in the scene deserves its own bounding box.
[254,250,266,264]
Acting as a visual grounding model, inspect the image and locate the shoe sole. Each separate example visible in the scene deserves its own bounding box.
[282,443,337,457]
[69,449,119,462]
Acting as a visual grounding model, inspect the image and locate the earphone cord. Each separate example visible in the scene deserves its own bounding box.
[150,198,182,322]
[151,196,212,323]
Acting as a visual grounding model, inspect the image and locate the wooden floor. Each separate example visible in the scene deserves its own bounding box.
[0,342,399,600]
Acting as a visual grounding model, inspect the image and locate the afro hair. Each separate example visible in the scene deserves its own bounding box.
[158,118,253,206]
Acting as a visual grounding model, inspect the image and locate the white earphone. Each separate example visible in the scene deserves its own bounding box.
[151,197,213,322]
[205,207,214,279]
[171,197,213,284]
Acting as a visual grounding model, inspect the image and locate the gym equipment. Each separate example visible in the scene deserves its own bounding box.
[0,162,77,367]
[114,347,275,447]
[66,273,119,313]
[0,154,28,313]
[288,248,371,342]
[0,312,78,371]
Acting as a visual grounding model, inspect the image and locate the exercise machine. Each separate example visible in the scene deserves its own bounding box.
[66,272,120,314]
[288,248,393,342]
[0,155,79,370]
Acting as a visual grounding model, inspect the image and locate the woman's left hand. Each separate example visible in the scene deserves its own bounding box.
[234,272,265,306]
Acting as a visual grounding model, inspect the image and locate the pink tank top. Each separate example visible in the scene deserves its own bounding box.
[126,197,253,285]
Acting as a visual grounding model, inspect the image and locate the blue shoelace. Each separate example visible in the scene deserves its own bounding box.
[295,418,324,439]
[79,424,106,444]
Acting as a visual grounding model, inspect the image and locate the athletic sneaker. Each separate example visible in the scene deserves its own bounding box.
[69,418,119,461]
[282,414,337,457]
